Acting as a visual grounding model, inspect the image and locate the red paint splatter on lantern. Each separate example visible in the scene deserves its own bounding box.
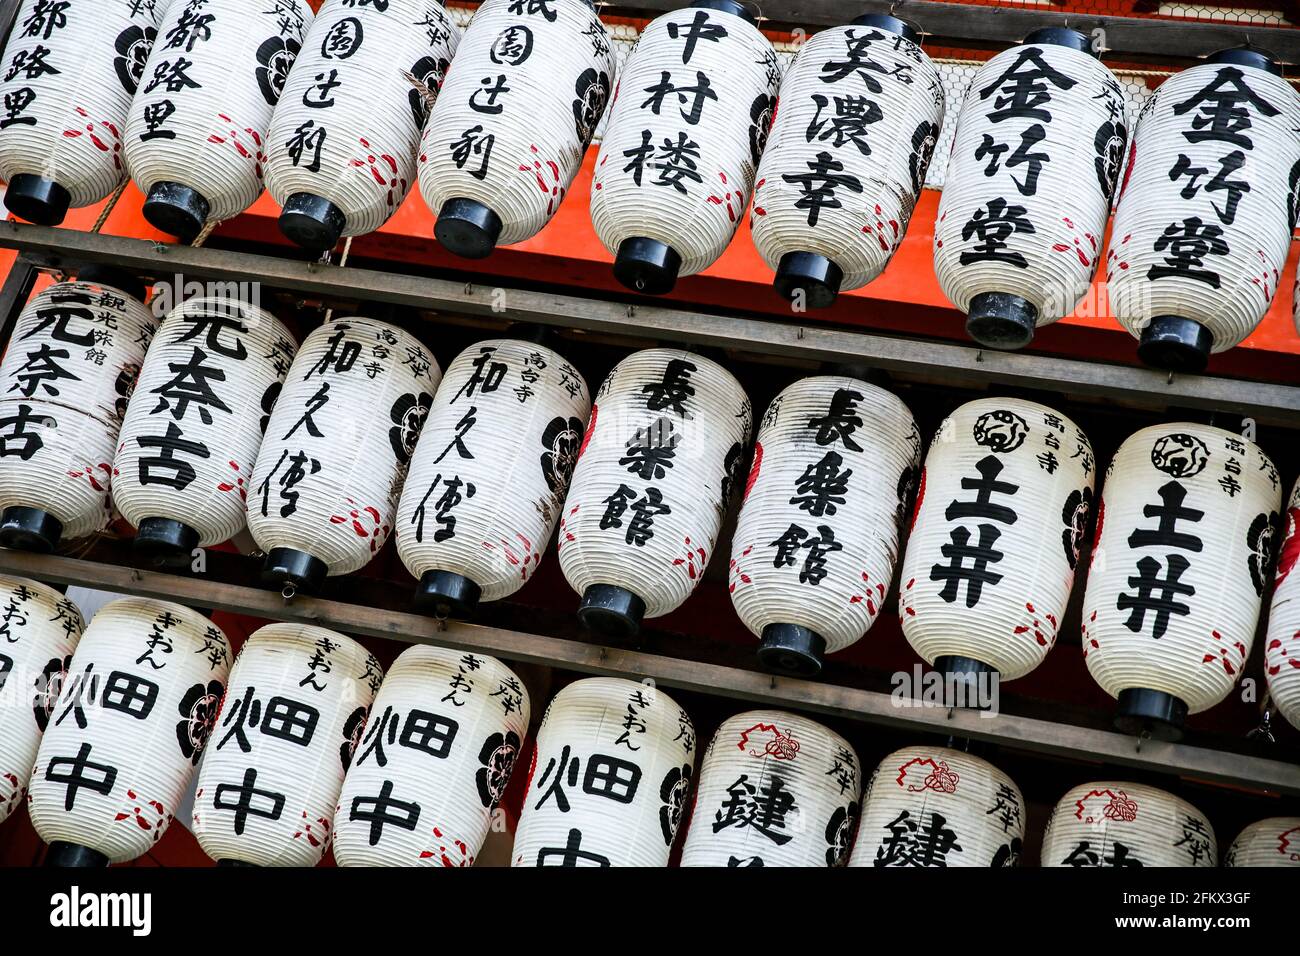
[483,531,540,581]
[1081,608,1099,659]
[208,114,267,181]
[518,144,565,215]
[741,441,763,503]
[63,107,123,170]
[1202,629,1247,676]
[114,790,169,842]
[418,825,475,866]
[66,462,111,492]
[898,577,917,621]
[577,403,597,460]
[349,137,408,208]
[292,811,331,848]
[848,571,886,616]
[216,459,247,500]
[329,497,389,552]
[706,171,739,222]
[908,467,926,533]
[1265,628,1300,677]
[750,177,767,221]
[727,544,753,594]
[671,536,707,580]
[1051,216,1098,267]
[1276,508,1300,587]
[1013,601,1058,648]
[861,203,901,254]
[558,504,580,551]
[1106,233,1133,278]
[1248,248,1279,304]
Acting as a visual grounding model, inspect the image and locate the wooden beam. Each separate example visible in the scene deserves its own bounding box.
[2,548,1297,796]
[3,222,1299,428]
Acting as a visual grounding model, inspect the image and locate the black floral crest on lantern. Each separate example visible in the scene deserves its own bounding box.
[972,409,1028,454]
[909,120,939,196]
[176,679,223,764]
[389,392,434,465]
[658,763,692,845]
[407,55,451,131]
[992,836,1023,867]
[33,654,71,731]
[896,462,921,528]
[572,68,611,147]
[748,92,777,167]
[255,36,302,107]
[340,705,369,769]
[1093,119,1128,201]
[1150,433,1209,478]
[824,801,858,865]
[259,380,282,435]
[720,441,745,508]
[1061,486,1093,570]
[114,25,157,96]
[540,416,584,493]
[1286,157,1300,230]
[1247,511,1280,596]
[114,364,141,421]
[476,729,522,809]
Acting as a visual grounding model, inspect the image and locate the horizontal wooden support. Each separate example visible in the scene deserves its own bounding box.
[4,222,1300,428]
[616,0,1300,63]
[2,547,1297,797]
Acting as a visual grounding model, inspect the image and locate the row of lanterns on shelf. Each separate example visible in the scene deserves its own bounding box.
[0,591,1293,868]
[0,270,1298,744]
[1,1,1298,372]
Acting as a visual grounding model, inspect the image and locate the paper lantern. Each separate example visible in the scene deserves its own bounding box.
[557,348,751,637]
[0,0,165,224]
[1106,49,1300,371]
[112,297,297,561]
[1266,477,1300,732]
[192,623,382,866]
[933,28,1127,349]
[247,316,441,595]
[28,598,231,866]
[265,0,460,252]
[0,575,84,825]
[680,711,860,867]
[418,0,613,259]
[512,677,695,867]
[729,376,920,675]
[396,336,590,617]
[1223,817,1300,867]
[124,0,313,242]
[590,0,779,294]
[1081,423,1280,740]
[897,398,1095,691]
[333,645,529,866]
[750,15,944,308]
[1041,781,1216,867]
[0,269,157,552]
[849,746,1025,867]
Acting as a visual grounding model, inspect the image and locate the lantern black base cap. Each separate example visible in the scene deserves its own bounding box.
[261,547,328,596]
[774,252,842,309]
[966,292,1038,350]
[692,0,756,24]
[613,237,681,296]
[75,264,145,302]
[1208,46,1281,76]
[1114,688,1188,741]
[851,13,918,43]
[577,584,645,639]
[414,570,482,620]
[279,192,347,253]
[0,506,62,553]
[934,655,999,710]
[133,517,200,564]
[216,858,259,867]
[435,198,502,260]
[757,624,826,677]
[143,181,210,242]
[4,174,71,226]
[1024,26,1096,56]
[1137,315,1213,373]
[45,842,108,868]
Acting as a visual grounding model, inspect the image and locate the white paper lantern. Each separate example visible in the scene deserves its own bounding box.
[729,376,920,675]
[247,315,441,595]
[266,0,460,252]
[1266,476,1300,732]
[0,575,83,825]
[1041,781,1216,867]
[1106,49,1300,371]
[1082,423,1281,740]
[0,0,165,224]
[112,296,297,561]
[396,336,590,616]
[933,29,1128,349]
[680,710,859,867]
[750,16,945,308]
[418,0,613,259]
[192,623,382,866]
[1223,817,1300,867]
[124,0,313,242]
[590,0,779,294]
[897,398,1095,689]
[849,746,1025,867]
[0,272,158,551]
[558,348,751,637]
[334,644,529,866]
[28,597,231,866]
[512,677,695,867]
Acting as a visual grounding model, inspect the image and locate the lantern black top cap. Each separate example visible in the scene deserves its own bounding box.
[689,0,757,25]
[1023,26,1096,57]
[75,264,147,303]
[1206,45,1281,76]
[850,13,919,43]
